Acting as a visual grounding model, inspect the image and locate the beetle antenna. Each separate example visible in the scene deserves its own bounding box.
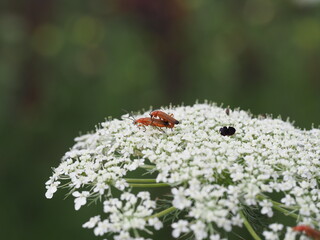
[121,109,135,122]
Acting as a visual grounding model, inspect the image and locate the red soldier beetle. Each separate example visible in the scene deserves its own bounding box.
[150,110,179,126]
[293,225,320,240]
[134,117,173,129]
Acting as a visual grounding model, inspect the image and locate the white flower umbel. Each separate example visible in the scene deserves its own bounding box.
[45,102,320,240]
[92,192,157,238]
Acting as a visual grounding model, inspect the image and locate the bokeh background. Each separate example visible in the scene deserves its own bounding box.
[1,0,320,239]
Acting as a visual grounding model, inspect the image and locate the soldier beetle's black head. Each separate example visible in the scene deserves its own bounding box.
[163,121,170,126]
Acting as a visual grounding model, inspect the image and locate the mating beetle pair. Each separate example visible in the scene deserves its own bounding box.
[134,110,180,130]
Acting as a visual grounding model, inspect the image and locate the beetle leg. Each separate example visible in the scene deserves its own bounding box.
[154,126,166,133]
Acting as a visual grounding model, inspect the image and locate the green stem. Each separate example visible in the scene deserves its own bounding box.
[129,183,170,188]
[133,228,140,238]
[239,210,262,240]
[146,206,177,220]
[258,195,318,226]
[125,178,157,183]
[139,164,156,170]
[257,195,298,219]
[269,199,300,220]
[271,200,320,225]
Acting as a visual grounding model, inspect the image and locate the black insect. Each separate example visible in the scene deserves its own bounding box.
[219,126,236,136]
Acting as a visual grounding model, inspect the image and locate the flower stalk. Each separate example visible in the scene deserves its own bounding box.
[139,164,156,170]
[125,178,157,183]
[128,183,170,188]
[240,210,262,240]
[146,206,177,220]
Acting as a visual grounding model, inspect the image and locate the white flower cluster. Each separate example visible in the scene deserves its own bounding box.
[45,102,320,239]
[82,192,162,239]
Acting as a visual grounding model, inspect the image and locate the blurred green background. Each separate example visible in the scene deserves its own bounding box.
[1,0,320,239]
